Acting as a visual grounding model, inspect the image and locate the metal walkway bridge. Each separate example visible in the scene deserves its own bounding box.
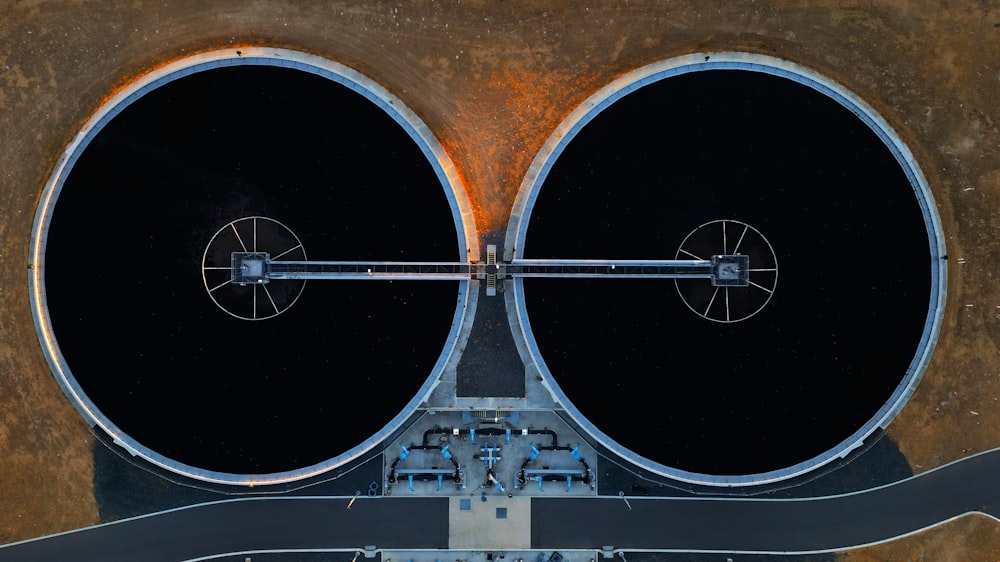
[233,246,750,290]
[203,217,774,321]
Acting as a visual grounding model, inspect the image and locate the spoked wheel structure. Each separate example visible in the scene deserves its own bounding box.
[674,219,778,323]
[202,216,307,320]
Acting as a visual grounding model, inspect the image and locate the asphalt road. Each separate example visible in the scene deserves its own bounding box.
[534,450,1000,553]
[4,451,1000,561]
[0,497,449,562]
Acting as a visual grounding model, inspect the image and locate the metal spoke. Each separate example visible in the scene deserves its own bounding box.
[749,280,774,294]
[732,224,749,254]
[679,248,703,260]
[231,222,248,252]
[704,286,720,316]
[725,287,730,322]
[263,284,279,315]
[203,216,307,321]
[271,244,302,261]
[674,219,778,324]
[209,277,232,293]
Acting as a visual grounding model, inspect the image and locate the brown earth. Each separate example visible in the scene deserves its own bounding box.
[840,513,1000,562]
[1,1,999,558]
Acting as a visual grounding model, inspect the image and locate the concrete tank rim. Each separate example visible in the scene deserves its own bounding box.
[28,47,478,486]
[504,51,947,487]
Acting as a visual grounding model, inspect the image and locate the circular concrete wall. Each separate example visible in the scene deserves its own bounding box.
[506,52,946,487]
[30,48,478,486]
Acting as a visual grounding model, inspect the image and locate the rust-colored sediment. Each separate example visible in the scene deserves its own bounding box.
[438,58,608,234]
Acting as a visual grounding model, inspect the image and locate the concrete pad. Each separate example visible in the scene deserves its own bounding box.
[449,496,531,550]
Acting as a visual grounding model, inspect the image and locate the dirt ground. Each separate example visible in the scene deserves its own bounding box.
[2,0,999,558]
[841,513,1000,562]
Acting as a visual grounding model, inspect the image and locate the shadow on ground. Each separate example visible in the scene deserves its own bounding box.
[92,431,387,522]
[588,411,912,499]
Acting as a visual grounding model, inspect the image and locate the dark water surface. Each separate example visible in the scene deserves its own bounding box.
[46,66,460,474]
[523,70,932,475]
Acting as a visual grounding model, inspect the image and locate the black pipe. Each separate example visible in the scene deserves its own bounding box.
[422,427,453,446]
[475,428,508,436]
[527,428,558,447]
[388,439,462,485]
[516,440,592,487]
